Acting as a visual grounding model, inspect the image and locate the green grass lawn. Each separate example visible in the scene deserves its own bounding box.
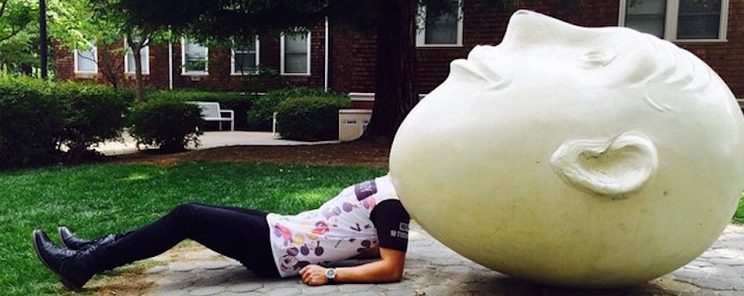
[735,195,744,224]
[0,162,384,296]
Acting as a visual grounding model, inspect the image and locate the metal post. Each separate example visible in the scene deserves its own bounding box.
[39,0,48,79]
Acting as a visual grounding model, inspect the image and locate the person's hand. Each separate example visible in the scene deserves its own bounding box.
[299,264,330,286]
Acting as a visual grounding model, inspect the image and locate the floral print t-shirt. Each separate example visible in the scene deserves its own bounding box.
[266,175,410,277]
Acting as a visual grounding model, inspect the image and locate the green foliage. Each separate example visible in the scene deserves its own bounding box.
[237,66,288,95]
[147,89,255,130]
[0,162,385,295]
[275,96,351,141]
[247,87,347,131]
[0,0,39,74]
[146,89,251,107]
[735,194,744,224]
[0,0,35,42]
[0,75,136,168]
[127,98,204,152]
[183,60,207,72]
[0,75,64,169]
[57,83,134,161]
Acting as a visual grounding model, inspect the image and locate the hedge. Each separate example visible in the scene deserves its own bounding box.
[127,98,203,153]
[0,74,135,169]
[0,75,64,169]
[247,87,347,131]
[58,84,133,162]
[147,90,254,130]
[275,96,351,141]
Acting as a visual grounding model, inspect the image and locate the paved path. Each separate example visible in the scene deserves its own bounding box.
[141,223,744,296]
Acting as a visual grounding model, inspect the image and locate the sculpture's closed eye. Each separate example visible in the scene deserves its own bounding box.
[579,49,616,69]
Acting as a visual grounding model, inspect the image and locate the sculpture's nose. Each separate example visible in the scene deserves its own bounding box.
[501,10,590,49]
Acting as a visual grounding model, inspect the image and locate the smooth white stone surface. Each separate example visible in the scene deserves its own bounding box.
[390,10,744,288]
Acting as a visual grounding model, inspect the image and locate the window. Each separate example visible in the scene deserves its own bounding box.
[281,31,310,75]
[620,0,729,42]
[416,1,463,47]
[231,37,260,75]
[182,38,208,74]
[124,39,150,74]
[74,43,98,74]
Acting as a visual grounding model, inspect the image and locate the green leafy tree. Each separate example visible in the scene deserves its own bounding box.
[51,0,168,102]
[105,0,581,140]
[106,0,479,141]
[0,0,37,74]
[0,0,34,42]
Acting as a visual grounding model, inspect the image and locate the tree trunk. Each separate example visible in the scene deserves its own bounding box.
[363,0,419,143]
[99,42,119,88]
[133,45,145,103]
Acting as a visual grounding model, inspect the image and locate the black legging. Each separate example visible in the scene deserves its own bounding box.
[96,202,280,277]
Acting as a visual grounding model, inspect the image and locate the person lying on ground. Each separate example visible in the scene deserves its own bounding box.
[32,174,410,290]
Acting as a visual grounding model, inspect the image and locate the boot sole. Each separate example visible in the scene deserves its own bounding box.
[32,230,83,291]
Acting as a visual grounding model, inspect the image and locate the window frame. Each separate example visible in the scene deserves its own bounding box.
[618,0,729,43]
[181,38,209,76]
[280,30,311,76]
[231,37,260,75]
[416,0,464,47]
[73,43,98,74]
[124,38,150,75]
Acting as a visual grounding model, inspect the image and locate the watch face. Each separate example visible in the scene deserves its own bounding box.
[325,268,336,279]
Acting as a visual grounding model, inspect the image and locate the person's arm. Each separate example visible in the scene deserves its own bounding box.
[352,246,380,259]
[299,246,405,285]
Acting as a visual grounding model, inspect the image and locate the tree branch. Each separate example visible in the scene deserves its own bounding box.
[0,27,20,42]
[0,0,8,18]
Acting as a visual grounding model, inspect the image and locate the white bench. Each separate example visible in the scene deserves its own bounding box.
[189,101,234,131]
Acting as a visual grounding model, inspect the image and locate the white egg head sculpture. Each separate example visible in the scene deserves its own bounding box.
[389,10,744,288]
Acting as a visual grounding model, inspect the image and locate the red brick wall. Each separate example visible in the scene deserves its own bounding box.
[53,25,328,92]
[329,0,623,95]
[681,0,744,98]
[330,30,377,93]
[52,0,744,99]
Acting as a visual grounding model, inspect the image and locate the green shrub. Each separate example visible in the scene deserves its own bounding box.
[275,96,351,141]
[236,66,287,95]
[0,75,64,169]
[147,90,254,130]
[57,83,133,161]
[128,99,203,152]
[247,87,347,131]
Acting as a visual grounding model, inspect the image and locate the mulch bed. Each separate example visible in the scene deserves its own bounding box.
[107,140,391,168]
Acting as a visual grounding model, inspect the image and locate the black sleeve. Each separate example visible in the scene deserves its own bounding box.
[370,199,410,252]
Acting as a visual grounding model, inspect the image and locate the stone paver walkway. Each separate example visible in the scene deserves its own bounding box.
[142,223,744,296]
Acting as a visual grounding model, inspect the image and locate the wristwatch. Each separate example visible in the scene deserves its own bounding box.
[325,268,336,284]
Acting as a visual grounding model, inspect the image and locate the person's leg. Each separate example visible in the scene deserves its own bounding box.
[97,202,278,277]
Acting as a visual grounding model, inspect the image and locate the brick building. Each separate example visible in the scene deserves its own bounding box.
[54,0,744,108]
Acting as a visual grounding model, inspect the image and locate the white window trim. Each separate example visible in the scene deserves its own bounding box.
[73,45,98,74]
[280,31,311,76]
[231,37,261,75]
[416,1,464,47]
[124,38,150,75]
[181,38,209,76]
[618,0,729,43]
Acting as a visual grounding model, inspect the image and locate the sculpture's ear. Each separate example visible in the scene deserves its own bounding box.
[550,132,658,199]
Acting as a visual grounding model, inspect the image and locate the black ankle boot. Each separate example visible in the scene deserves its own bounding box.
[58,226,116,250]
[32,230,102,291]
